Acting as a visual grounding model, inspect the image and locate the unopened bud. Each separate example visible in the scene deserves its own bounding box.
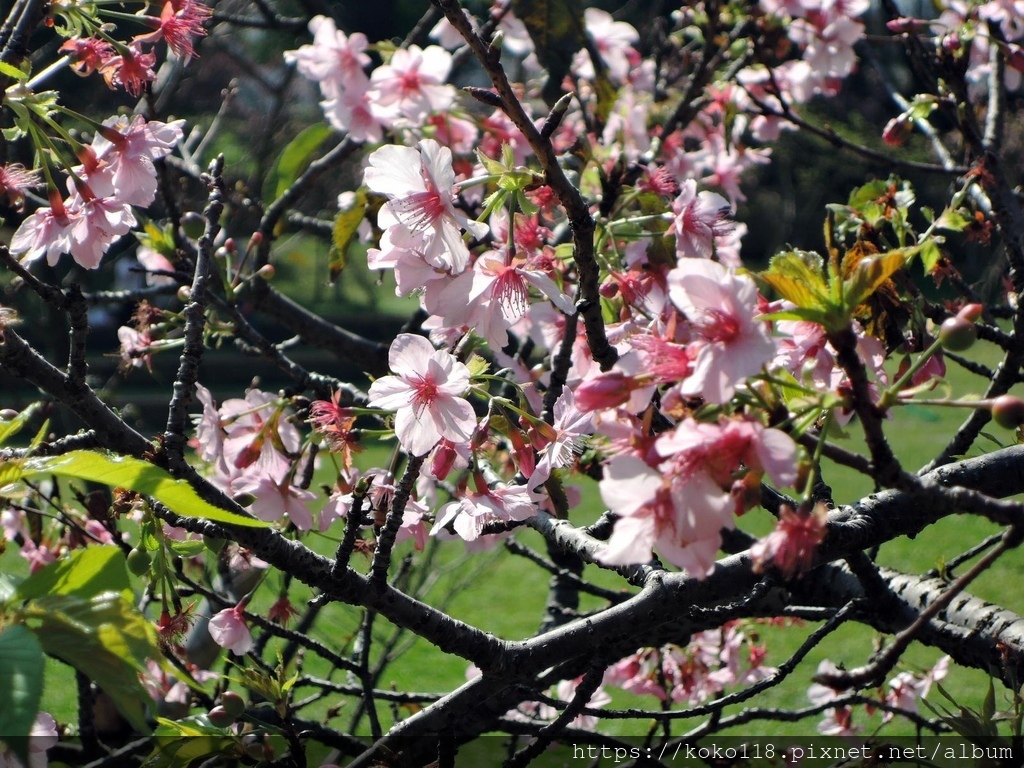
[886,17,925,33]
[991,395,1024,429]
[575,371,635,412]
[957,302,984,322]
[257,264,275,280]
[223,238,236,254]
[181,212,206,240]
[177,286,191,302]
[882,116,912,147]
[0,409,18,420]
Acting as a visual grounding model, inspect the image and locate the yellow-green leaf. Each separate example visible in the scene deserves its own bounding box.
[15,546,130,602]
[328,189,367,282]
[24,593,161,734]
[757,250,830,310]
[842,249,911,310]
[20,451,267,528]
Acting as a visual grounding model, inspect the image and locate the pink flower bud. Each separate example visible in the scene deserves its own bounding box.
[575,372,636,412]
[882,116,912,147]
[957,302,984,322]
[431,439,459,480]
[886,17,925,33]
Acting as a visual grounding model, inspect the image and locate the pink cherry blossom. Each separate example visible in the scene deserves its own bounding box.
[208,604,254,655]
[883,656,949,721]
[597,454,730,576]
[668,258,776,403]
[135,0,212,61]
[10,204,73,266]
[572,8,639,82]
[65,192,136,269]
[100,42,157,97]
[0,164,39,209]
[750,503,828,578]
[0,711,58,768]
[670,179,734,259]
[367,45,455,125]
[431,483,536,541]
[234,475,317,531]
[284,15,370,93]
[807,659,859,735]
[528,389,594,491]
[367,334,477,456]
[90,115,185,208]
[364,139,488,274]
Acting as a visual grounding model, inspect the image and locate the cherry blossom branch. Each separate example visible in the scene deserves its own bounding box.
[816,526,1020,690]
[746,82,967,175]
[433,0,618,371]
[210,291,362,403]
[64,284,89,389]
[369,454,426,591]
[161,156,225,470]
[0,0,47,84]
[506,661,607,768]
[247,284,390,378]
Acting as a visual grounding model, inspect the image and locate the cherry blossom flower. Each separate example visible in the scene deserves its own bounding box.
[118,325,153,370]
[883,656,949,722]
[65,191,136,269]
[528,389,594,491]
[598,454,730,575]
[136,0,212,61]
[807,659,859,736]
[0,711,58,768]
[668,258,776,403]
[268,595,299,626]
[367,45,455,125]
[208,604,254,655]
[0,163,40,209]
[234,475,317,531]
[100,43,157,97]
[285,16,371,91]
[285,15,377,137]
[431,483,536,541]
[10,194,74,267]
[90,115,185,208]
[750,503,828,578]
[367,334,477,456]
[364,139,488,274]
[60,37,115,76]
[670,179,734,259]
[572,8,639,82]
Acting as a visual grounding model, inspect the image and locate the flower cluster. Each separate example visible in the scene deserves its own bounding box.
[10,115,183,269]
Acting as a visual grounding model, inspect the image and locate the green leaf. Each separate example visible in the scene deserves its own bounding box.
[328,190,367,283]
[19,451,267,528]
[263,124,333,205]
[936,207,971,232]
[842,248,911,310]
[24,592,161,734]
[0,625,45,767]
[512,0,587,103]
[919,240,943,274]
[757,250,830,310]
[145,735,239,768]
[0,404,40,449]
[167,538,206,557]
[0,61,27,81]
[15,545,130,602]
